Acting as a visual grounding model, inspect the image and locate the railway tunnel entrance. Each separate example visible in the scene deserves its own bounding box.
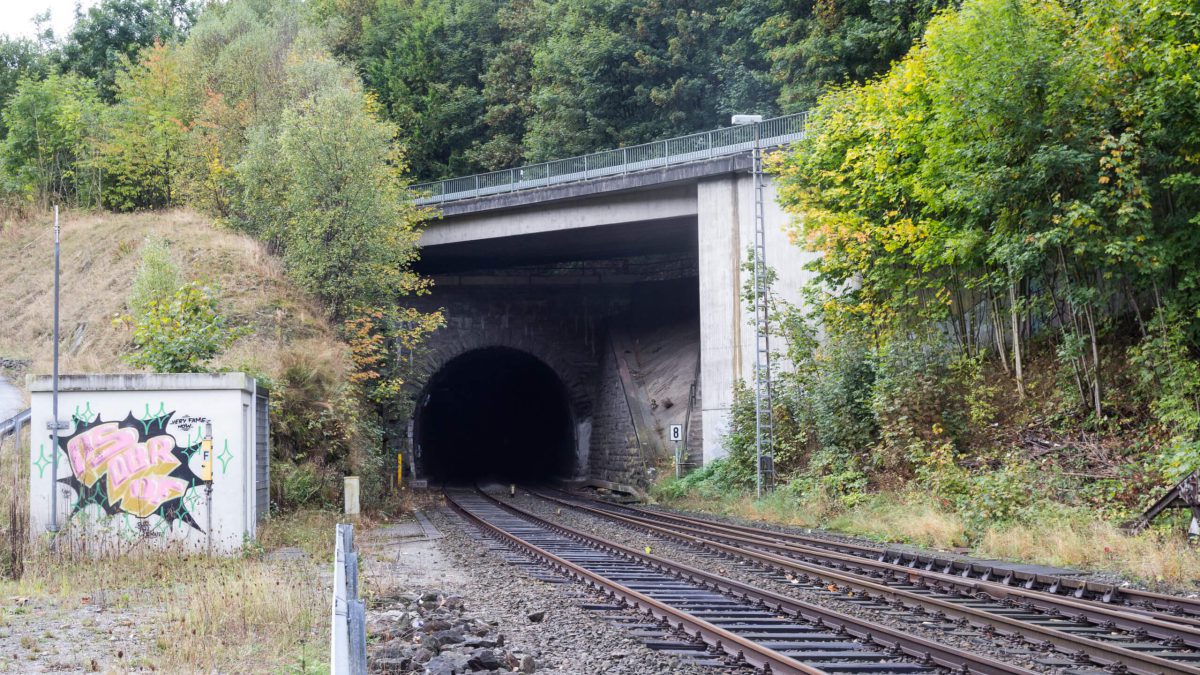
[415,347,576,483]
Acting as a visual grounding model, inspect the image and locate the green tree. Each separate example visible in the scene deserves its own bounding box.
[353,0,502,180]
[524,0,736,160]
[98,42,192,210]
[756,0,954,112]
[332,0,785,177]
[57,0,197,98]
[1,73,104,208]
[467,0,553,170]
[773,0,1198,430]
[238,54,429,317]
[0,36,48,139]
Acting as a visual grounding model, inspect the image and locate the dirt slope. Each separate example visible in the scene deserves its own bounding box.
[0,208,347,398]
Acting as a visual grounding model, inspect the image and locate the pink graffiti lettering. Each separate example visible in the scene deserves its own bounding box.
[127,476,187,506]
[63,421,184,518]
[66,423,138,478]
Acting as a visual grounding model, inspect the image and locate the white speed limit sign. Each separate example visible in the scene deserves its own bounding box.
[669,424,683,442]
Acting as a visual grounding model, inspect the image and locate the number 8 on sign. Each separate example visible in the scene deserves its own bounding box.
[669,424,683,442]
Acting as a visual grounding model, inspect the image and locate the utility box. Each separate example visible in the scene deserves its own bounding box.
[27,373,269,554]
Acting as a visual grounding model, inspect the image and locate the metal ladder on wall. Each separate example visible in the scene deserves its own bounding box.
[751,143,775,495]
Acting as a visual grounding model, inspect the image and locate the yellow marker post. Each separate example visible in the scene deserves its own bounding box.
[199,433,213,482]
[396,452,403,488]
[201,422,214,556]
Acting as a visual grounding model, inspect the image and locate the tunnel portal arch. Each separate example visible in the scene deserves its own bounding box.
[413,346,579,483]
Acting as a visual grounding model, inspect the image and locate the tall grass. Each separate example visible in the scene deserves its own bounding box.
[1,424,28,579]
[977,518,1200,585]
[655,485,1200,588]
[4,520,333,672]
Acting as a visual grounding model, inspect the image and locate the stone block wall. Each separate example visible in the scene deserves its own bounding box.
[587,334,645,486]
[401,253,699,485]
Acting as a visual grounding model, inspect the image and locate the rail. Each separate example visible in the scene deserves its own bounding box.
[330,523,366,675]
[411,111,810,205]
[535,489,1200,675]
[450,487,1032,675]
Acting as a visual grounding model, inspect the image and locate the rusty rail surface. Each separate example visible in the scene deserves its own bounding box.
[446,487,1035,675]
[534,489,1200,675]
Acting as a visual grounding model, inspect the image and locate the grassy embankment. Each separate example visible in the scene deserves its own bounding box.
[0,209,363,671]
[653,351,1200,589]
[653,486,1200,587]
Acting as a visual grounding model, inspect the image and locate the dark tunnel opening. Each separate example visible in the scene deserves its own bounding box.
[415,347,576,483]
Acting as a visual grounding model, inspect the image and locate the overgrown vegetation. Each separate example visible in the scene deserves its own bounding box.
[657,0,1200,587]
[4,0,1198,588]
[0,511,335,672]
[0,0,442,514]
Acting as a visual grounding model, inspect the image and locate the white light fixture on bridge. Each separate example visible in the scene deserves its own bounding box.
[732,114,774,498]
[731,114,763,125]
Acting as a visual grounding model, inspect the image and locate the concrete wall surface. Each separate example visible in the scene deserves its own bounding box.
[697,175,816,463]
[27,373,266,554]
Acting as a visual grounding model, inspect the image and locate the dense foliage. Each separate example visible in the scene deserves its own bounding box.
[321,0,952,179]
[0,0,443,509]
[56,0,198,98]
[722,0,1200,531]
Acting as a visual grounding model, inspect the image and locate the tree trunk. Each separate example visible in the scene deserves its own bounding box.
[991,291,1010,374]
[1083,303,1103,419]
[1009,281,1025,399]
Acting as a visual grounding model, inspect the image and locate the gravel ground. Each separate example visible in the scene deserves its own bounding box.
[0,595,156,672]
[506,488,1064,674]
[364,500,723,675]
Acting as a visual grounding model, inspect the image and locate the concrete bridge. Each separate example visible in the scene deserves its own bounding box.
[405,113,817,489]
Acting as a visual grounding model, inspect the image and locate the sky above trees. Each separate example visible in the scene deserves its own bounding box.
[0,1,97,40]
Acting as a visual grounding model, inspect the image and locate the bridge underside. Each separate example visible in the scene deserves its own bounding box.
[403,169,814,488]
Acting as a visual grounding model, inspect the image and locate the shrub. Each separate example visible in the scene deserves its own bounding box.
[651,458,751,501]
[271,459,337,510]
[1,73,105,209]
[126,282,246,372]
[127,234,178,316]
[1129,306,1200,481]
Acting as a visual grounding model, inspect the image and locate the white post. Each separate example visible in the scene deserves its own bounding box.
[343,476,360,517]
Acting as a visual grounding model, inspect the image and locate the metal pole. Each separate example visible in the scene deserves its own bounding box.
[752,127,762,500]
[750,123,774,499]
[50,205,60,533]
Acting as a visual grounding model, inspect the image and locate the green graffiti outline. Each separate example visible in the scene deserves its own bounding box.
[217,440,233,474]
[117,514,139,542]
[32,443,52,478]
[182,484,202,516]
[138,402,168,435]
[71,401,95,425]
[182,427,202,458]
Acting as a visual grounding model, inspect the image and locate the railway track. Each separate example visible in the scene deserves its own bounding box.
[445,487,1035,675]
[564,493,1200,620]
[530,488,1200,675]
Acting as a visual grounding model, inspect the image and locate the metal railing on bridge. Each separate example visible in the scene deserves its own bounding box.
[411,111,810,206]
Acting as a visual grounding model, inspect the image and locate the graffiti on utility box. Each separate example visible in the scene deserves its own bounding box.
[58,410,210,531]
